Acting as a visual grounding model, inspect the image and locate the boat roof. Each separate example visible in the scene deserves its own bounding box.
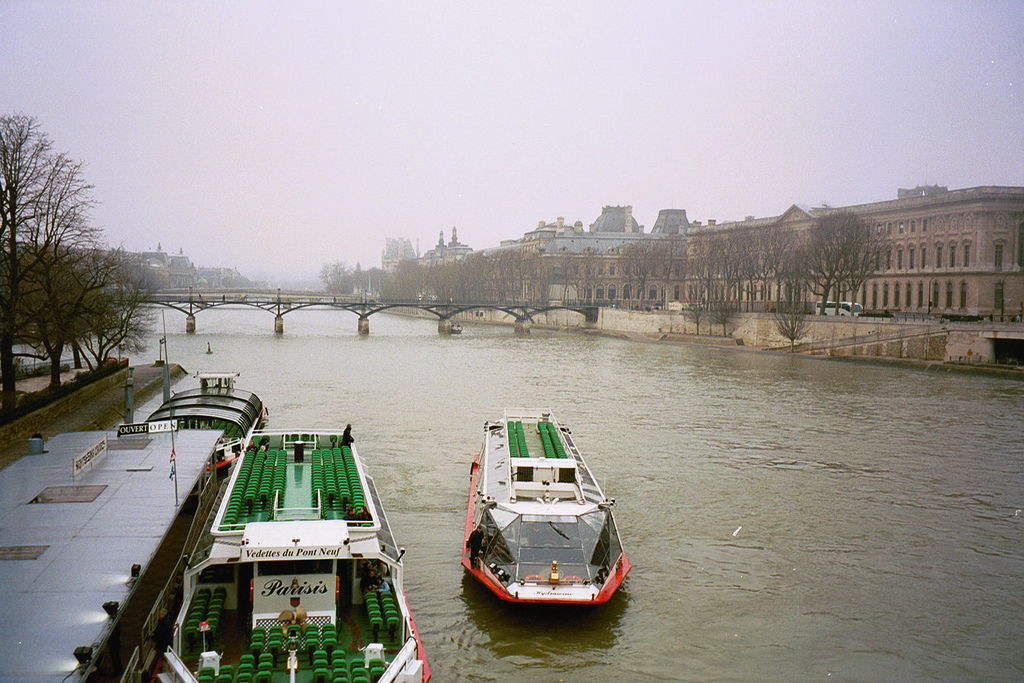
[146,386,264,436]
[479,410,608,511]
[0,428,222,683]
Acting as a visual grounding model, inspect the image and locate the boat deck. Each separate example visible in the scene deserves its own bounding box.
[218,444,371,531]
[183,599,404,683]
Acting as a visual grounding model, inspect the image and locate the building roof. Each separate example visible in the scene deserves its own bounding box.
[650,209,690,235]
[591,205,640,233]
[0,429,221,682]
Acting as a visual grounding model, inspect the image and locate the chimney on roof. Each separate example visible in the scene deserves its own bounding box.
[538,221,545,229]
[556,217,564,228]
[708,219,716,226]
[625,206,633,233]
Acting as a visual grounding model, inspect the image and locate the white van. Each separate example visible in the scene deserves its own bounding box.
[814,301,862,316]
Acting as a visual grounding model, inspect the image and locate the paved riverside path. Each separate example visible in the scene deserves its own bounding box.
[0,362,185,471]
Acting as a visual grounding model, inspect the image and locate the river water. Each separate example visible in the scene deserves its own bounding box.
[143,307,1024,682]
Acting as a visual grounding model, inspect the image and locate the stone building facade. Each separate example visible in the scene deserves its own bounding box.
[695,185,1024,319]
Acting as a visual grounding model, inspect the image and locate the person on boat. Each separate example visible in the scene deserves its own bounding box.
[356,505,372,521]
[360,571,378,594]
[154,608,173,656]
[341,424,354,448]
[206,342,212,354]
[467,524,484,568]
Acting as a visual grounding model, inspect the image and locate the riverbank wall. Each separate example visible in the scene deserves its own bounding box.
[449,306,1022,369]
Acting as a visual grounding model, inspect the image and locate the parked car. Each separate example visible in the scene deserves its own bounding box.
[814,301,862,316]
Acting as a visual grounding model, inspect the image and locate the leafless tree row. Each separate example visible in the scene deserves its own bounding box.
[1,114,152,410]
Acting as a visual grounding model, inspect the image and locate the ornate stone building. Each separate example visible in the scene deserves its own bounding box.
[694,185,1024,319]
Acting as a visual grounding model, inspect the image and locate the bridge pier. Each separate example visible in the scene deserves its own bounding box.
[185,315,196,334]
[274,315,284,334]
[438,318,453,335]
[514,320,531,336]
[358,317,370,336]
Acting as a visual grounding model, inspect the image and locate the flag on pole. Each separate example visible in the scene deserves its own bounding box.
[169,447,176,480]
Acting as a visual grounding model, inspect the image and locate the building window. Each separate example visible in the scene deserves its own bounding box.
[886,250,892,270]
[883,283,889,307]
[950,244,956,268]
[906,282,913,308]
[673,284,680,300]
[995,281,1004,312]
[596,286,604,299]
[911,219,916,233]
[899,221,904,234]
[649,286,657,300]
[622,284,631,300]
[923,218,928,232]
[897,249,903,270]
[921,247,927,268]
[908,248,915,269]
[887,222,892,235]
[959,282,967,309]
[872,283,878,308]
[995,244,1003,270]
[609,266,615,276]
[963,244,969,267]
[585,287,592,300]
[917,281,924,308]
[1019,223,1024,268]
[945,282,953,309]
[608,285,616,300]
[894,282,901,308]
[936,245,942,269]
[932,282,939,310]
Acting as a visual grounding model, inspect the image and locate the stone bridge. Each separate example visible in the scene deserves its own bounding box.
[148,290,598,336]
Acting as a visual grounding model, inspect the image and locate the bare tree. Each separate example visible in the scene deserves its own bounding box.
[710,300,736,337]
[619,241,660,309]
[0,115,107,407]
[321,261,355,295]
[805,210,874,313]
[78,250,155,369]
[772,300,810,351]
[381,260,423,300]
[0,115,54,410]
[685,302,705,335]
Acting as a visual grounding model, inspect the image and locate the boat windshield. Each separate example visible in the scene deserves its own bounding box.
[479,509,622,586]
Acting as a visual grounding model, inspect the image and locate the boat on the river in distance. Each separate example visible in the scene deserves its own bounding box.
[160,429,430,683]
[463,410,630,604]
[144,371,267,468]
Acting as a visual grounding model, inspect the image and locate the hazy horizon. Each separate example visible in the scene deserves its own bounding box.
[3,1,1021,282]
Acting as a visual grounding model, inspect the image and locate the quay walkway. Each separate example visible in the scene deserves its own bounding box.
[0,362,185,471]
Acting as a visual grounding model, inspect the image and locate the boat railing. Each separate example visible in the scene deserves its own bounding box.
[376,637,420,683]
[274,488,323,521]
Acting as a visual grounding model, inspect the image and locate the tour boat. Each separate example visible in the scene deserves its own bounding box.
[160,429,430,683]
[463,410,630,604]
[144,371,267,468]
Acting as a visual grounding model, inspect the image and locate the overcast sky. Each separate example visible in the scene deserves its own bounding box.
[3,1,1022,281]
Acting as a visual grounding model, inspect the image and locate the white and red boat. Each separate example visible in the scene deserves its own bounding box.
[462,410,631,604]
[160,429,430,683]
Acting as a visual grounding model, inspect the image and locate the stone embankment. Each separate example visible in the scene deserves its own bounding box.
[451,306,1024,378]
